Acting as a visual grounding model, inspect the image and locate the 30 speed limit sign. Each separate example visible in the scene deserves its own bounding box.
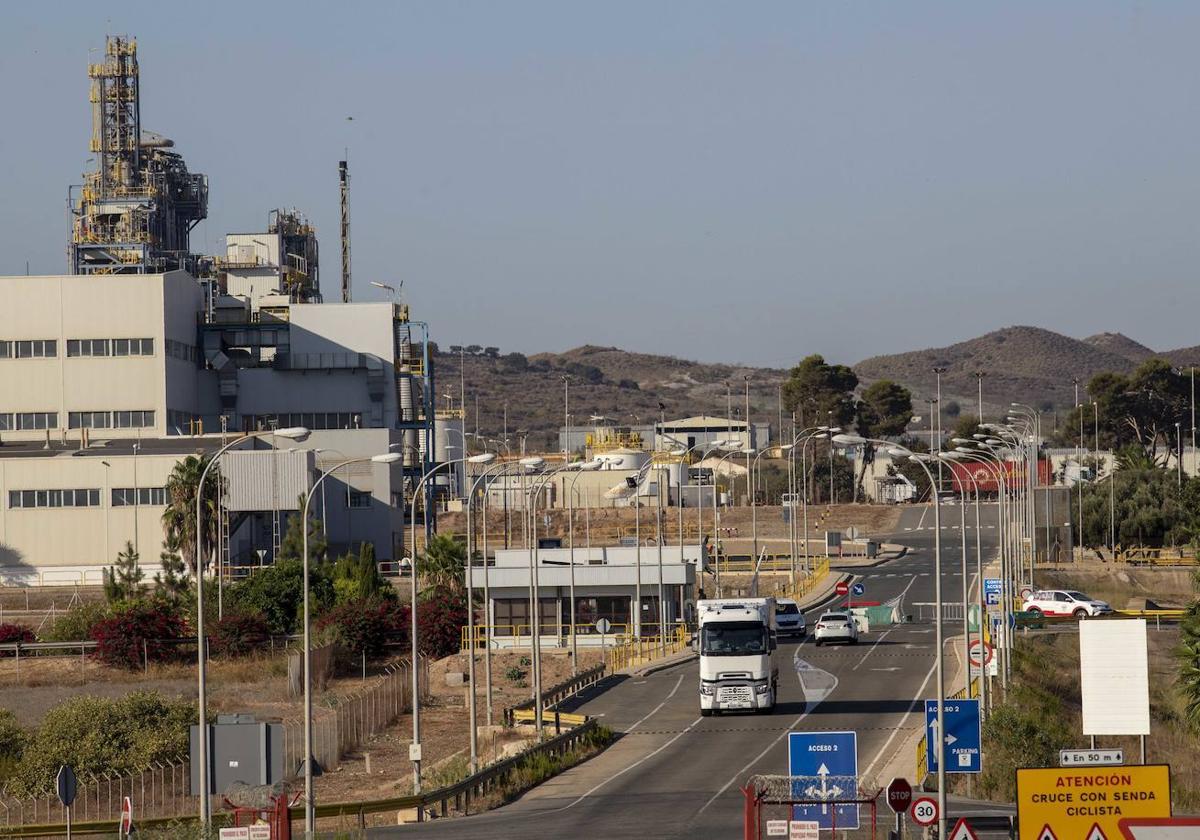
[910,796,939,827]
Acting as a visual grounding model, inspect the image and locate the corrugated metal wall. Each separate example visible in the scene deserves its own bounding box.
[223,449,313,511]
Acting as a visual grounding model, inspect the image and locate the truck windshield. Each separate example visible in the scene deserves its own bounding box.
[701,621,768,656]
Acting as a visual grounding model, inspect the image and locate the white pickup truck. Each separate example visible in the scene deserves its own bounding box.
[697,598,779,716]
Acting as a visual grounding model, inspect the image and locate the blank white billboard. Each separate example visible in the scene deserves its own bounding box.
[1079,618,1150,736]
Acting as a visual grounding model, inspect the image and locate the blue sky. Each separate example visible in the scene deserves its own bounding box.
[2,3,1199,366]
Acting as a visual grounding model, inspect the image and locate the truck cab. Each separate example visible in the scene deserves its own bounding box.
[697,598,779,716]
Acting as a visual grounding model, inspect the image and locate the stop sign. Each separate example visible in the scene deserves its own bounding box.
[835,581,850,596]
[886,777,913,814]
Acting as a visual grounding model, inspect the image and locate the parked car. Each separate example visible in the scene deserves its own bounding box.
[775,599,807,638]
[1022,590,1112,618]
[813,610,859,646]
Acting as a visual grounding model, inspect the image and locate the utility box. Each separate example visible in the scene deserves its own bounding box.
[190,716,286,796]
[866,540,879,559]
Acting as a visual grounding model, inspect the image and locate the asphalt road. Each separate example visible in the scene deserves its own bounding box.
[378,503,1003,839]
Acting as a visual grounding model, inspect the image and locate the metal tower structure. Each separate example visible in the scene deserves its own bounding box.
[69,35,208,275]
[339,159,352,302]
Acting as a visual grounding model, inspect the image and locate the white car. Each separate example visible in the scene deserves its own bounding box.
[775,599,807,638]
[1022,589,1112,618]
[813,610,859,646]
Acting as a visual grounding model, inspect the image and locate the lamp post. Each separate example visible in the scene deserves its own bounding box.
[565,461,602,669]
[474,458,543,724]
[939,451,987,709]
[751,444,793,568]
[837,434,946,840]
[407,452,496,792]
[301,451,401,836]
[932,366,947,490]
[526,461,577,739]
[711,447,754,596]
[195,426,309,827]
[795,428,839,574]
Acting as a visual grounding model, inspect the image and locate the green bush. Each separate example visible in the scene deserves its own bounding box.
[331,544,393,605]
[6,691,194,797]
[226,556,334,635]
[0,709,27,782]
[40,603,110,642]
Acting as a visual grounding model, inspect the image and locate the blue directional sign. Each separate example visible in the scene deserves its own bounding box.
[984,578,1003,606]
[850,582,866,597]
[925,699,981,774]
[787,731,859,829]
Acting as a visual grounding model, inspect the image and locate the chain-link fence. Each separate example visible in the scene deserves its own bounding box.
[0,656,429,827]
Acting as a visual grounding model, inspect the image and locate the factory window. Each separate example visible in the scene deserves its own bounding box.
[67,339,111,357]
[113,410,155,429]
[9,488,101,509]
[112,487,167,507]
[68,411,112,429]
[348,491,372,509]
[16,412,57,430]
[0,341,9,358]
[112,338,154,357]
[0,414,11,431]
[15,340,56,359]
[267,412,363,431]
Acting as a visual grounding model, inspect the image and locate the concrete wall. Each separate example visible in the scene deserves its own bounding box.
[0,273,204,442]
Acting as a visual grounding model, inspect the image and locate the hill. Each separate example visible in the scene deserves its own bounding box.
[1082,332,1155,363]
[853,326,1144,418]
[439,328,1194,450]
[436,345,786,450]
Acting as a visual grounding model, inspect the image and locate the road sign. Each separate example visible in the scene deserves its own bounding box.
[765,820,788,836]
[968,639,995,667]
[910,796,938,827]
[1019,585,1034,601]
[949,817,981,840]
[595,618,612,634]
[886,777,912,814]
[1016,765,1171,840]
[984,578,1003,606]
[925,699,981,774]
[835,581,850,597]
[789,821,819,840]
[787,731,859,830]
[1060,748,1124,767]
[851,582,866,597]
[847,526,861,540]
[119,796,133,836]
[1119,817,1200,839]
[248,826,271,840]
[56,765,77,807]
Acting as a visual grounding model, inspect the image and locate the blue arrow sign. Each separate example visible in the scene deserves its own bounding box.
[850,582,866,597]
[787,731,859,829]
[984,578,1002,606]
[925,699,981,774]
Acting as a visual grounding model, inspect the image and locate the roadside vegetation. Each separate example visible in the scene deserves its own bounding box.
[968,571,1200,812]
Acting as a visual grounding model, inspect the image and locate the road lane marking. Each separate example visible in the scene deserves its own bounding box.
[861,652,939,781]
[696,648,838,815]
[915,505,930,530]
[548,673,693,812]
[626,674,685,734]
[852,628,896,671]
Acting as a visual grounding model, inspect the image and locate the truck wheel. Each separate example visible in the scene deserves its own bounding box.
[701,708,713,717]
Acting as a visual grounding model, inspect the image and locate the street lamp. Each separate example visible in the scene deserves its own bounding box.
[565,461,602,669]
[195,426,309,826]
[710,447,755,597]
[836,432,947,839]
[751,444,793,566]
[407,451,496,792]
[300,451,401,837]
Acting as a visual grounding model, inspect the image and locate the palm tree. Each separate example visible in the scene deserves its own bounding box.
[161,455,222,575]
[417,534,466,596]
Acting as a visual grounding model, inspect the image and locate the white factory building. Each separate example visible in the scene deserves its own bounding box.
[0,232,459,584]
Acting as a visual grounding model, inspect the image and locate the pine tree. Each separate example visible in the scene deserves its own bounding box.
[103,541,146,603]
[154,534,190,602]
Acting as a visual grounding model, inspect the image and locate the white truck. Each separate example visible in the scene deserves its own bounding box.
[697,597,779,716]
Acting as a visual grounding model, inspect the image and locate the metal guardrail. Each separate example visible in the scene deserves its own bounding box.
[504,663,606,726]
[773,557,831,603]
